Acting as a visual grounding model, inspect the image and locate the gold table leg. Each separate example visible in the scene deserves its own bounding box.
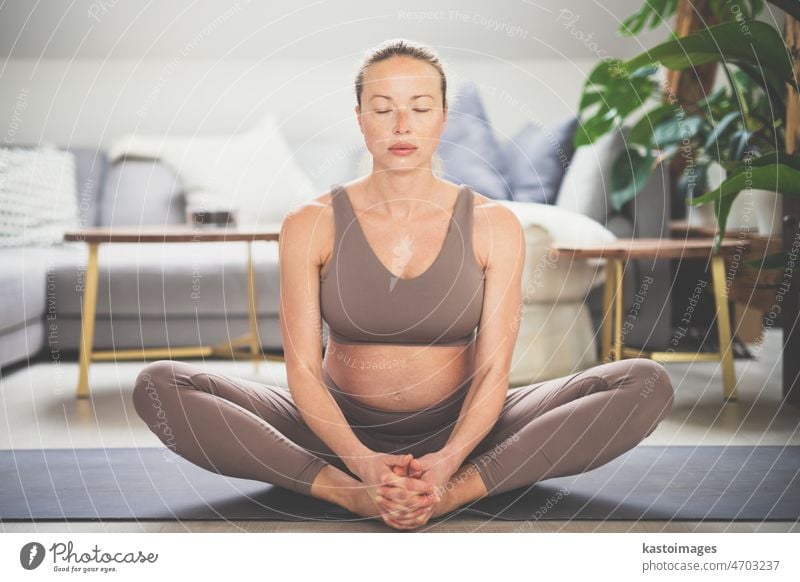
[73,240,279,398]
[612,258,625,361]
[710,254,738,401]
[76,243,99,399]
[601,258,615,362]
[246,241,261,374]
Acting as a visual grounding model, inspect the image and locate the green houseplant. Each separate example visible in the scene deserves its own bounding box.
[575,0,800,266]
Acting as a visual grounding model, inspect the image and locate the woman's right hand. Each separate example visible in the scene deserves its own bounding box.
[352,453,438,527]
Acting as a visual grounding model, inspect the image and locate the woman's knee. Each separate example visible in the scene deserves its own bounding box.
[632,359,673,400]
[132,360,193,419]
[134,360,175,393]
[627,359,674,429]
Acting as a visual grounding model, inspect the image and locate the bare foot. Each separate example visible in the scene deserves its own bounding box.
[429,485,458,519]
[340,484,384,521]
[339,483,425,530]
[428,462,487,520]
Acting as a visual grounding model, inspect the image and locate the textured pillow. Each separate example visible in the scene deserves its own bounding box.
[555,126,627,225]
[436,81,511,200]
[0,146,79,247]
[107,115,315,226]
[503,115,579,204]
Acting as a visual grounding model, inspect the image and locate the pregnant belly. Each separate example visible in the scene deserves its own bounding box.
[323,339,475,412]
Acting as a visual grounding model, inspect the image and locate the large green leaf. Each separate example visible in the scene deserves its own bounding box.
[725,151,800,174]
[688,163,800,250]
[629,104,678,145]
[623,21,793,84]
[704,111,743,150]
[619,0,678,36]
[735,62,788,114]
[610,147,655,211]
[691,163,800,206]
[576,59,659,147]
[573,113,617,148]
[651,115,705,148]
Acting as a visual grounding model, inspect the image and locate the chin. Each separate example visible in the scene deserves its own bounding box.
[383,154,434,167]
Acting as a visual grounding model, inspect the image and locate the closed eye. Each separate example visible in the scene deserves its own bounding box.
[376,109,432,114]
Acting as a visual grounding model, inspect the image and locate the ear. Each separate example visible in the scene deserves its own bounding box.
[355,104,363,133]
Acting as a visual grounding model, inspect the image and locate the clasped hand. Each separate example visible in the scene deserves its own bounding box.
[354,450,459,530]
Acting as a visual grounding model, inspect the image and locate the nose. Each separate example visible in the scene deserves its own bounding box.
[394,108,411,134]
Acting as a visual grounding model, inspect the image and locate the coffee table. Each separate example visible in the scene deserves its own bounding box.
[63,225,282,399]
[548,238,751,401]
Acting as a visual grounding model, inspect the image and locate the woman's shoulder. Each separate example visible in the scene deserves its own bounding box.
[459,183,502,212]
[280,188,338,238]
[466,187,522,234]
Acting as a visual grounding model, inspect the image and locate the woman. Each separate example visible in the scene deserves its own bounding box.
[132,38,674,530]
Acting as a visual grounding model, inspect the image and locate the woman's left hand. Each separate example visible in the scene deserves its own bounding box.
[403,450,460,499]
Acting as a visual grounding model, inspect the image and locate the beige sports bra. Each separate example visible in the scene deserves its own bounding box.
[319,183,485,347]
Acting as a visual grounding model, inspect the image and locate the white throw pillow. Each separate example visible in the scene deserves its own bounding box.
[0,146,79,247]
[555,128,626,225]
[499,199,617,303]
[108,115,315,225]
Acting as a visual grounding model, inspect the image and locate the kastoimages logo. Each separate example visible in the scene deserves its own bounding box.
[20,542,46,570]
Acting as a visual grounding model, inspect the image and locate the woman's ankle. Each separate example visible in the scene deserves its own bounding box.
[438,462,489,513]
[310,464,363,508]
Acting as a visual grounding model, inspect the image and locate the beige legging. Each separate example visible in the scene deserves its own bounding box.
[132,357,673,498]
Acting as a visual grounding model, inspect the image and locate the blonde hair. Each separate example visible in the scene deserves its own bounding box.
[354,38,448,110]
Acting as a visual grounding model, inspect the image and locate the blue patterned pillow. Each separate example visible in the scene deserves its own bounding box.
[503,115,579,204]
[436,82,511,200]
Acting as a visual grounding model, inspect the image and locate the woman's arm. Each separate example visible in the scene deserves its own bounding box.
[439,204,526,471]
[278,201,373,475]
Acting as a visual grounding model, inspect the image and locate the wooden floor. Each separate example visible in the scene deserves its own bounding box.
[1,329,798,533]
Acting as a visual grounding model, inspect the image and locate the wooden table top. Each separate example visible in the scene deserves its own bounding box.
[549,237,751,259]
[669,219,777,242]
[63,224,281,243]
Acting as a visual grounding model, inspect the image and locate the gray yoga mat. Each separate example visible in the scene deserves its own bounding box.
[1,446,798,522]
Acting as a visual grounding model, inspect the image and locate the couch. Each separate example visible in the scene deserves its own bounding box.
[0,135,669,387]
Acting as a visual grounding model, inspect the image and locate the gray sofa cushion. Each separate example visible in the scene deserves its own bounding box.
[64,147,109,228]
[49,314,284,352]
[0,248,47,333]
[504,116,579,204]
[50,241,280,318]
[0,319,44,368]
[437,81,511,200]
[99,159,185,226]
[0,245,82,366]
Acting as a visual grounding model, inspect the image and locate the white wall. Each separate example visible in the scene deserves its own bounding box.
[0,57,598,148]
[5,0,782,149]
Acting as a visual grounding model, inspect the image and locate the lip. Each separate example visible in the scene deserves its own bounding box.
[388,142,417,150]
[388,143,418,156]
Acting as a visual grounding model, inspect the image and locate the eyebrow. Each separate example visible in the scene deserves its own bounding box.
[369,94,434,101]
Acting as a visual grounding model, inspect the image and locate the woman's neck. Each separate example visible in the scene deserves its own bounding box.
[363,170,442,210]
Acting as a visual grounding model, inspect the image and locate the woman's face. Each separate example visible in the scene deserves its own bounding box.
[356,56,447,174]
